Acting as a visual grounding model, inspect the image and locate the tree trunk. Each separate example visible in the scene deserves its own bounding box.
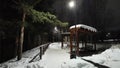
[17,11,26,60]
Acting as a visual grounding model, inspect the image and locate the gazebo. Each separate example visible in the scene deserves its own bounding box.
[69,24,97,58]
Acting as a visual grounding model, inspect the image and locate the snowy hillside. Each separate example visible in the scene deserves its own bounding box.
[0,43,120,68]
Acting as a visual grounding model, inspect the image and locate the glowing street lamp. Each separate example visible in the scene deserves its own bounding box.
[68,0,75,8]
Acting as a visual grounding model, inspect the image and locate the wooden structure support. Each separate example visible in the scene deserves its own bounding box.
[61,32,70,48]
[69,24,97,59]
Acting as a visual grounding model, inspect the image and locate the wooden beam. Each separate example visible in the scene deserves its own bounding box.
[70,32,73,58]
[76,31,79,56]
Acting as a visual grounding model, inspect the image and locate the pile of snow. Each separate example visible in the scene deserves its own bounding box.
[62,45,120,68]
[0,58,45,68]
[70,24,97,32]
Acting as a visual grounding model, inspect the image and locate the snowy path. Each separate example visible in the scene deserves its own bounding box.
[41,42,70,68]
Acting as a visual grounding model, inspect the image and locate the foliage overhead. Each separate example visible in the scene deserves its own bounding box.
[28,9,69,27]
[12,0,69,28]
[29,9,55,23]
[60,22,69,27]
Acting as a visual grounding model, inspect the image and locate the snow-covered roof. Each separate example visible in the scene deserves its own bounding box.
[70,24,97,32]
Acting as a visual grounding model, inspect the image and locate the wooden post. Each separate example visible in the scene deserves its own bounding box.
[70,32,73,59]
[40,47,42,59]
[95,37,97,51]
[76,31,79,56]
[61,35,63,48]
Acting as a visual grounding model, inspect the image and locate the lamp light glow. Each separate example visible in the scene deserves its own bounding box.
[69,1,75,8]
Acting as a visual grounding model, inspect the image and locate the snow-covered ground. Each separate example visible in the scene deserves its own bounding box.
[0,42,120,68]
[62,45,120,68]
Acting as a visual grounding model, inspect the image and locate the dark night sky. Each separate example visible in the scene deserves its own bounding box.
[105,0,120,31]
[50,0,120,32]
[52,0,83,25]
[1,0,120,32]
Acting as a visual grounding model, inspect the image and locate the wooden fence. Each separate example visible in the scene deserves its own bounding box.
[29,43,50,63]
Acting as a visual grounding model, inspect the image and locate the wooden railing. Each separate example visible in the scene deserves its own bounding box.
[29,43,50,63]
[39,43,49,59]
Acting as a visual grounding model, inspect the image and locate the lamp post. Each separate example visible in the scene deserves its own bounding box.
[68,0,79,58]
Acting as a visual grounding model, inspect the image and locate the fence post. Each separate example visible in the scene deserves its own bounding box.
[40,47,42,59]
